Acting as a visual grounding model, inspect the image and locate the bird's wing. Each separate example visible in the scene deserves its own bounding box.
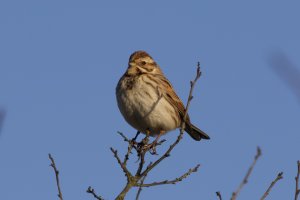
[155,74,190,122]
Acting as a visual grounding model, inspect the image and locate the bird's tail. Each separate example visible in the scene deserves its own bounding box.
[185,123,210,141]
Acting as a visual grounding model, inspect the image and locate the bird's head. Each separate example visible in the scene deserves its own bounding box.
[126,51,162,75]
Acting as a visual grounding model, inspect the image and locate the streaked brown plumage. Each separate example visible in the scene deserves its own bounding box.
[116,50,210,141]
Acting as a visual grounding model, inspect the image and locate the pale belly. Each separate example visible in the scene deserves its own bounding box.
[116,77,180,136]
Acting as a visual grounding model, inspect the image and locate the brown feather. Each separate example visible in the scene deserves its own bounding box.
[156,74,210,140]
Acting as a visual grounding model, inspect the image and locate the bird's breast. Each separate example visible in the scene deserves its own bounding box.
[116,75,180,135]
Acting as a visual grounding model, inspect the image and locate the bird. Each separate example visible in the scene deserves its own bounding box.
[116,50,210,141]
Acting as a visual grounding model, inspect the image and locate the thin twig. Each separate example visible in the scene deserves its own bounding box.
[135,162,151,200]
[260,172,283,200]
[295,161,300,200]
[110,147,132,179]
[216,191,222,200]
[140,130,183,177]
[231,146,262,200]
[133,131,141,141]
[87,186,104,200]
[136,151,146,176]
[135,133,152,176]
[135,174,147,200]
[124,144,133,166]
[48,154,64,200]
[138,164,200,187]
[118,131,139,165]
[117,131,131,143]
[182,62,202,126]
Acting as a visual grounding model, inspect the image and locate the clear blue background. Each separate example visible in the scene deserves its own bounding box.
[0,1,299,199]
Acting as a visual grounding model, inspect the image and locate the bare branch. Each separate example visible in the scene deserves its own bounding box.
[231,146,262,200]
[110,147,132,179]
[48,154,64,200]
[87,186,104,200]
[182,62,202,125]
[136,151,146,176]
[139,131,181,177]
[135,174,147,200]
[138,164,200,187]
[295,161,300,200]
[124,144,133,166]
[116,182,136,200]
[117,131,141,166]
[260,172,283,200]
[117,131,131,143]
[216,191,222,200]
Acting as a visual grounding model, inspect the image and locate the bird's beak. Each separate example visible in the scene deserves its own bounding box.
[127,62,138,75]
[129,62,136,67]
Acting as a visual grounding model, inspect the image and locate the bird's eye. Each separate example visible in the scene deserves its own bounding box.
[141,61,146,65]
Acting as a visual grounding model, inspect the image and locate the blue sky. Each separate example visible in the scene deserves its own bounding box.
[0,1,300,199]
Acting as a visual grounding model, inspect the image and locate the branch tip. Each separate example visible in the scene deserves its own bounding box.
[260,172,284,200]
[48,153,63,200]
[87,186,104,200]
[216,191,222,200]
[231,147,262,200]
